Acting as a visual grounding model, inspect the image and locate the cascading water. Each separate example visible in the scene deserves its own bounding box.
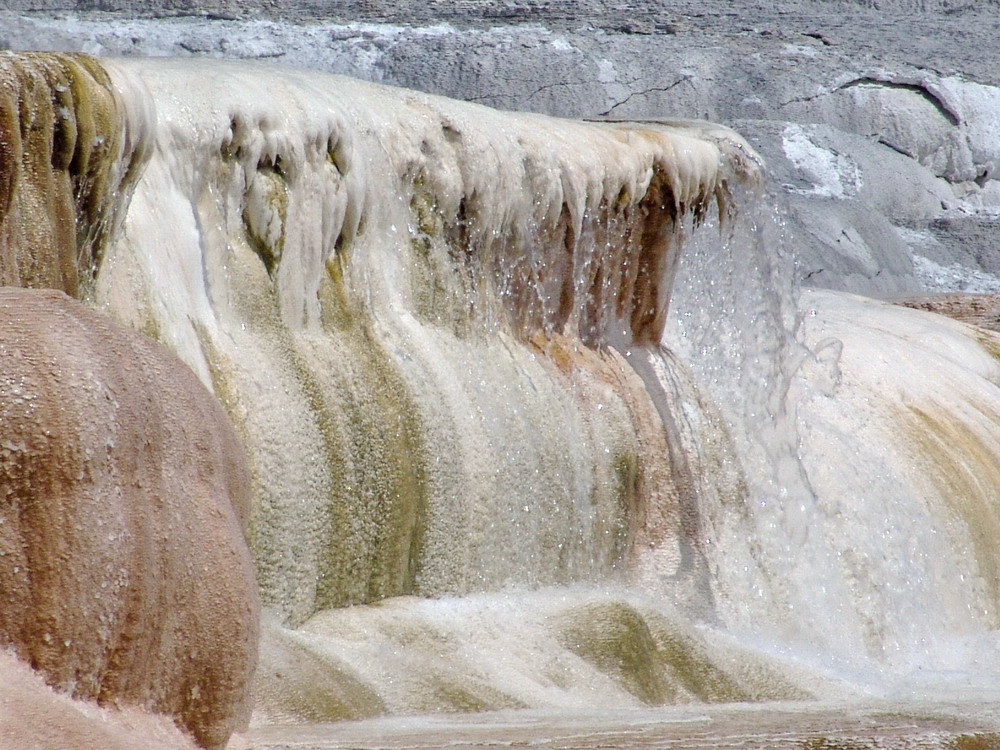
[90,57,756,622]
[2,51,1000,747]
[669,192,1000,689]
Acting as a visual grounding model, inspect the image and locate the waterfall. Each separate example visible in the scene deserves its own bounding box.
[89,58,763,623]
[2,52,1000,744]
[669,198,1000,683]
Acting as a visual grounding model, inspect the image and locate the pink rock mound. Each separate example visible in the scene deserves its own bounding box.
[0,649,199,750]
[0,288,259,750]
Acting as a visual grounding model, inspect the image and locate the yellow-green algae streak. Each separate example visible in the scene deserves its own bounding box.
[194,126,435,621]
[902,400,1000,627]
[0,52,146,298]
[553,599,809,706]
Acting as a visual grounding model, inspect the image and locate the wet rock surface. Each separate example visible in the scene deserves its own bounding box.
[0,650,200,750]
[0,288,259,749]
[247,698,1000,750]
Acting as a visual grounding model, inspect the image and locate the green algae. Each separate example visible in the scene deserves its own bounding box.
[138,312,162,348]
[406,168,477,336]
[607,450,639,560]
[193,323,249,444]
[255,627,385,723]
[556,600,677,705]
[555,599,809,706]
[242,160,288,277]
[230,230,432,615]
[375,617,528,713]
[292,323,432,610]
[0,52,146,298]
[189,121,437,624]
[415,674,526,713]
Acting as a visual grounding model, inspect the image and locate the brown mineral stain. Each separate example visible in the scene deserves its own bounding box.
[0,288,259,750]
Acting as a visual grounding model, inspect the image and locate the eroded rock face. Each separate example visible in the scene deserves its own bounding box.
[0,288,258,750]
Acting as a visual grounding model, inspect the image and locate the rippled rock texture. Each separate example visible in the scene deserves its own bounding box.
[9,1,1000,296]
[0,287,259,748]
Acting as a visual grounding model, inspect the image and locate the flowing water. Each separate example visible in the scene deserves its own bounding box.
[3,52,1000,747]
[247,702,1000,749]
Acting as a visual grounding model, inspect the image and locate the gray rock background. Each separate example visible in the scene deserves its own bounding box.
[3,0,999,295]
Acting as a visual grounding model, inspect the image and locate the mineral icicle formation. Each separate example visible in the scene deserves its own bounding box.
[9,1,999,298]
[88,56,761,627]
[0,52,148,296]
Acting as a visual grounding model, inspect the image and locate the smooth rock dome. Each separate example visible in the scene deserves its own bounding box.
[0,287,259,750]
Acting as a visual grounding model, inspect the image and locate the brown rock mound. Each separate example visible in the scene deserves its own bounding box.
[0,288,259,749]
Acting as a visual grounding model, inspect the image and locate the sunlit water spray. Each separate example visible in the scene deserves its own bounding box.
[668,190,1000,692]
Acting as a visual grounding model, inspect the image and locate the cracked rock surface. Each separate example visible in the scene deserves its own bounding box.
[3,0,1000,294]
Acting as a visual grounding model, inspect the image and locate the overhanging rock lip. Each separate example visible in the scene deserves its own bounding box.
[585,115,766,186]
